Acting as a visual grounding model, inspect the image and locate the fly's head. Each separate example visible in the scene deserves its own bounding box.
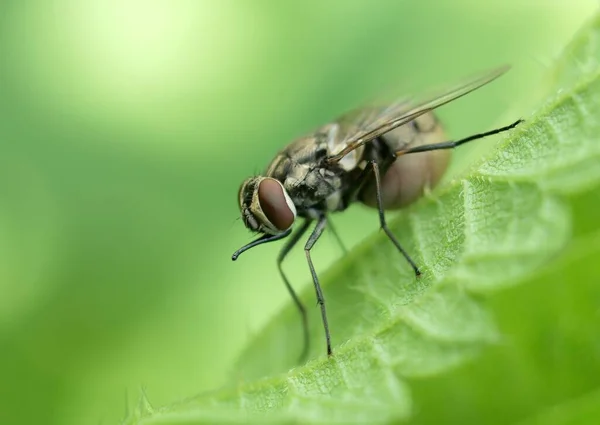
[238,176,297,235]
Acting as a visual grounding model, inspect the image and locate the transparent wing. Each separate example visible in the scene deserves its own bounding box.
[327,65,510,163]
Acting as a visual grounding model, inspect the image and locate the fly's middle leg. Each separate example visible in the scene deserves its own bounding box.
[369,159,421,277]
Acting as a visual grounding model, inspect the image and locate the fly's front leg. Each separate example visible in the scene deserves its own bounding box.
[369,160,421,277]
[304,216,333,356]
[277,220,312,363]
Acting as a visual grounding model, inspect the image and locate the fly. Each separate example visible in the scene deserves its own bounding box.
[232,65,522,360]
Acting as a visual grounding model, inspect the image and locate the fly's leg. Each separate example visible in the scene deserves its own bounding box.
[327,219,348,255]
[277,219,312,363]
[304,216,332,356]
[394,119,523,157]
[370,160,421,277]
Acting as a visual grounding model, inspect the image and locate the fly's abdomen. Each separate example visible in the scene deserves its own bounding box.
[359,112,450,210]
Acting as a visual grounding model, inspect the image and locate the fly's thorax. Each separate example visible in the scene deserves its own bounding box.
[282,162,345,213]
[238,176,297,235]
[262,129,349,214]
[360,112,451,209]
[266,133,328,177]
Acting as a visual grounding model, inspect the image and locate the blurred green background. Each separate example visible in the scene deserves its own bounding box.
[0,1,597,424]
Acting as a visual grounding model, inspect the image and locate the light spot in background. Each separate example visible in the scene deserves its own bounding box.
[4,0,263,144]
[63,0,243,99]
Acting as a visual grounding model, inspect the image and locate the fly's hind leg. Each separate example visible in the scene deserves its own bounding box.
[394,119,522,157]
[369,160,421,277]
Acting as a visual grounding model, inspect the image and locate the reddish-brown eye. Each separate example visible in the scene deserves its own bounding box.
[258,178,295,231]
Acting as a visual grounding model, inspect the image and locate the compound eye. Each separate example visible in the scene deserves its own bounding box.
[258,178,296,231]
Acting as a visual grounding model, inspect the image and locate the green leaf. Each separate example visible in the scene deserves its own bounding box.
[123,11,600,425]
